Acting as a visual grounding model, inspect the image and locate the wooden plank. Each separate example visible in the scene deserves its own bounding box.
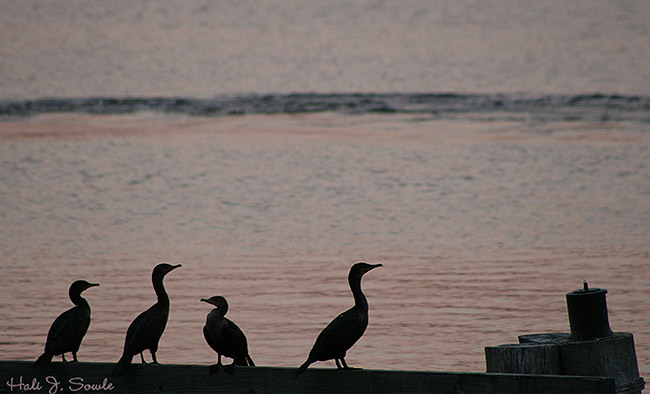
[0,361,615,394]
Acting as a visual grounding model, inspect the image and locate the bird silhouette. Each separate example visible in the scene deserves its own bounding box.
[294,262,382,377]
[33,280,100,367]
[112,263,181,377]
[202,295,254,374]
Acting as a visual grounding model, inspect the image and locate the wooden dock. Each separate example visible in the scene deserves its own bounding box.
[0,361,615,394]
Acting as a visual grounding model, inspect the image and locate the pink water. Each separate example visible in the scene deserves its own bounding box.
[2,1,650,99]
[0,113,648,377]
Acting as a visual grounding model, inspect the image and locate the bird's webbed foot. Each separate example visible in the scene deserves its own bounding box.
[209,356,224,376]
[209,361,224,376]
[209,364,221,375]
[223,362,236,375]
[338,358,362,370]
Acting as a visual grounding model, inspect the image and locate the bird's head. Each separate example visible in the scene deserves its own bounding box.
[69,280,100,295]
[152,262,182,279]
[201,295,229,315]
[350,262,383,277]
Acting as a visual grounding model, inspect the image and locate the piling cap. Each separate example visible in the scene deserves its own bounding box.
[567,280,607,296]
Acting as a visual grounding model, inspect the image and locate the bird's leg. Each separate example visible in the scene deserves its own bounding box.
[335,359,343,369]
[72,352,79,362]
[209,354,223,375]
[340,358,361,370]
[61,354,68,363]
[151,351,159,364]
[140,352,148,364]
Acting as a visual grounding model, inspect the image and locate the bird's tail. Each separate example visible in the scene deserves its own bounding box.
[293,359,312,378]
[112,355,132,378]
[32,352,53,368]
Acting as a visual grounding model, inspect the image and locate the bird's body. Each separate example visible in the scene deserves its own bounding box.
[294,262,382,377]
[33,280,100,367]
[306,307,368,364]
[112,263,181,377]
[202,296,254,373]
[122,303,169,359]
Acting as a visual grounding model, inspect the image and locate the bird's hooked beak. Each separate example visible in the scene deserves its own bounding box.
[81,282,100,292]
[168,264,182,272]
[367,263,383,272]
[200,298,215,307]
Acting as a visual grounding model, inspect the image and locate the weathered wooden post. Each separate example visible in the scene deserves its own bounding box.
[485,342,563,375]
[485,282,645,394]
[561,333,643,394]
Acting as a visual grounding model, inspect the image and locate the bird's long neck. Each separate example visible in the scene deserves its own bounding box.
[218,304,228,316]
[349,274,368,312]
[70,291,90,310]
[212,307,227,318]
[152,273,169,307]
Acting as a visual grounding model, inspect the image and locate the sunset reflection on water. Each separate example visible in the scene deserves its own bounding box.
[1,113,648,376]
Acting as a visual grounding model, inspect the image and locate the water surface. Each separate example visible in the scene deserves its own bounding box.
[1,113,648,375]
[2,0,650,99]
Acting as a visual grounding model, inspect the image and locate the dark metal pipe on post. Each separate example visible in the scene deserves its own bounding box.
[566,281,613,341]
